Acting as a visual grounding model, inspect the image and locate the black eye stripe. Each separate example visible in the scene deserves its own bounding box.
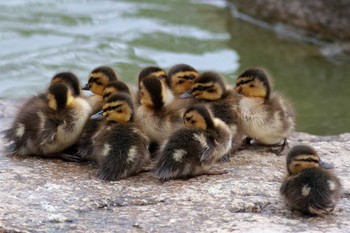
[295,159,319,163]
[236,79,253,86]
[192,85,213,92]
[103,93,111,99]
[102,104,122,112]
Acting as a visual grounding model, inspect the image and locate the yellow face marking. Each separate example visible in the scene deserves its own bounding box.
[171,71,198,96]
[184,111,207,129]
[47,93,57,110]
[102,100,132,123]
[191,82,223,100]
[151,71,166,79]
[235,78,266,98]
[288,154,320,175]
[88,73,110,95]
[139,83,153,108]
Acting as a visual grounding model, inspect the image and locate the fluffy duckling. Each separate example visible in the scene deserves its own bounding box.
[83,66,118,95]
[136,76,178,149]
[102,80,131,100]
[179,71,243,154]
[74,81,132,161]
[90,93,150,181]
[234,68,295,153]
[155,105,232,180]
[167,63,199,96]
[137,66,174,105]
[50,72,81,97]
[280,145,342,216]
[4,83,92,160]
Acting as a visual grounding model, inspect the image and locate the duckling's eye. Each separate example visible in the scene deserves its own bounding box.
[159,75,167,79]
[96,81,102,86]
[207,89,215,93]
[186,75,194,80]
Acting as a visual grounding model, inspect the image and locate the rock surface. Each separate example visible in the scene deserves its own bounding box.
[229,0,350,42]
[0,99,349,232]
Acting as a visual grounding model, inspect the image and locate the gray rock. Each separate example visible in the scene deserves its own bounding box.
[0,99,349,232]
[229,0,350,43]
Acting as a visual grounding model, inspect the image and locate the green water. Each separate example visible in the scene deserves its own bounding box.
[0,0,349,135]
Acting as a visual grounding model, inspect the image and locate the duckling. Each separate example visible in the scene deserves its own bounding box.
[102,80,131,101]
[167,63,199,96]
[83,66,118,95]
[50,72,81,97]
[280,145,342,216]
[234,68,295,153]
[90,93,150,181]
[179,71,243,154]
[4,83,92,161]
[155,105,232,180]
[136,76,179,148]
[74,82,132,161]
[137,66,174,105]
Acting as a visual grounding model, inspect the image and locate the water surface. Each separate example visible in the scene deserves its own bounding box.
[0,0,349,135]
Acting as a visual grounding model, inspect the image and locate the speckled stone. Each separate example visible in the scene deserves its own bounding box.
[0,100,349,232]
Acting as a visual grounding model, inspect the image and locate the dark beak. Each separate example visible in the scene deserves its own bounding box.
[320,160,334,169]
[179,90,194,99]
[90,110,105,120]
[82,83,90,90]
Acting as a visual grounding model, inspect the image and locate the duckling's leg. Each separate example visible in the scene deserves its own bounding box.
[44,152,84,162]
[268,138,289,156]
[217,153,230,162]
[196,169,228,176]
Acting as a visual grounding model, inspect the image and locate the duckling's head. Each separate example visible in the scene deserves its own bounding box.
[138,66,167,88]
[180,71,226,101]
[167,64,199,96]
[83,66,118,95]
[139,76,166,111]
[183,105,214,130]
[235,68,271,100]
[286,145,334,175]
[51,72,81,97]
[47,83,74,111]
[98,93,134,123]
[102,81,131,101]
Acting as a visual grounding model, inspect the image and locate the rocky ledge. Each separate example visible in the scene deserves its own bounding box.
[0,100,349,232]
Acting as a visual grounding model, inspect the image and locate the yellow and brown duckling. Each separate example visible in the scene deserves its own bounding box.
[280,145,342,216]
[235,68,295,153]
[50,72,82,97]
[179,71,243,155]
[83,66,118,95]
[4,83,92,161]
[155,105,232,180]
[136,76,178,151]
[137,66,174,105]
[90,93,150,181]
[167,63,199,96]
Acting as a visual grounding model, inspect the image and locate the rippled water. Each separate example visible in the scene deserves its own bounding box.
[0,0,349,135]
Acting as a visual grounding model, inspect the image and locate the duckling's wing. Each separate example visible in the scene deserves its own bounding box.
[38,119,60,145]
[199,137,216,162]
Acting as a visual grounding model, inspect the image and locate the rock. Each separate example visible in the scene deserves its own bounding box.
[0,99,349,232]
[229,0,350,43]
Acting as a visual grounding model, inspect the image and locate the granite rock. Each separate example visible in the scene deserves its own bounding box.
[0,100,349,232]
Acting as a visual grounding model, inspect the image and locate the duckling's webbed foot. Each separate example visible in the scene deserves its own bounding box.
[269,138,289,156]
[218,153,230,162]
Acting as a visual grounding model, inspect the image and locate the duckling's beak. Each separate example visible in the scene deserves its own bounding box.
[91,110,105,120]
[82,83,90,90]
[179,90,194,99]
[320,160,334,169]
